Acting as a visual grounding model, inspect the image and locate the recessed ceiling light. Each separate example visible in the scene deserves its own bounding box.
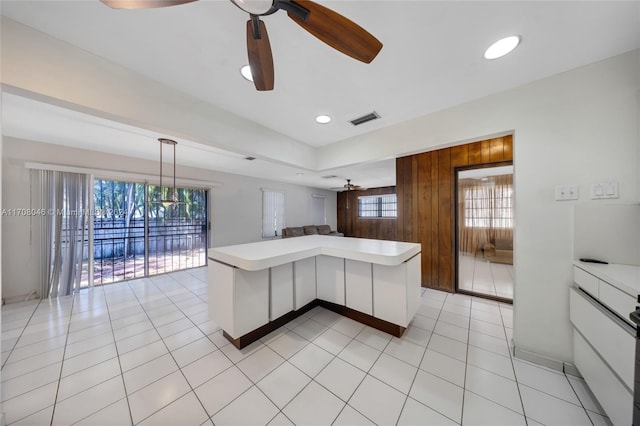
[296,172,304,176]
[240,65,253,82]
[315,115,331,124]
[484,35,521,60]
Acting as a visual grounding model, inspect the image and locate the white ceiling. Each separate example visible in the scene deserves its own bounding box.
[1,1,639,190]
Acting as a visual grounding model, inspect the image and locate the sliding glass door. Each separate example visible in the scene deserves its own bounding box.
[85,179,208,287]
[92,180,146,285]
[456,164,514,301]
[148,185,208,275]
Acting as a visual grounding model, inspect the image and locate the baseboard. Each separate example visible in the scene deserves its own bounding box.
[2,291,39,305]
[563,362,582,378]
[223,299,407,349]
[513,346,564,372]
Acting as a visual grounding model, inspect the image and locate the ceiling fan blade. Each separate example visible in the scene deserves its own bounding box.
[285,0,382,63]
[246,18,275,91]
[100,0,197,9]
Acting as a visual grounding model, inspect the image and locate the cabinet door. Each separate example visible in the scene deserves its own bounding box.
[345,259,372,315]
[271,263,293,320]
[574,330,632,426]
[294,257,316,310]
[373,262,408,326]
[316,255,345,305]
[210,261,269,339]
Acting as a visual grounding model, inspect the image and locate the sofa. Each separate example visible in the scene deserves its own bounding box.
[483,238,513,264]
[282,224,343,238]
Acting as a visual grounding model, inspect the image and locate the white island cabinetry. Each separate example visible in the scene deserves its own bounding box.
[208,235,421,348]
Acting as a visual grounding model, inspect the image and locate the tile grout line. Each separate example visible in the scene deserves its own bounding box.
[329,318,394,425]
[45,287,140,425]
[123,276,215,425]
[393,294,447,425]
[101,284,139,426]
[564,377,598,425]
[264,316,370,425]
[457,294,473,425]
[48,292,80,425]
[0,299,47,371]
[499,298,529,425]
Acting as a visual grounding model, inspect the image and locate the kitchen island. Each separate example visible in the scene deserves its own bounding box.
[208,235,421,348]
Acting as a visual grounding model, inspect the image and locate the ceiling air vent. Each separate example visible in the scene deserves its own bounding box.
[322,175,338,179]
[350,111,380,126]
[244,156,256,161]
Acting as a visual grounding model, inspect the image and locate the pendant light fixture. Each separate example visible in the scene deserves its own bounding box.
[158,138,178,207]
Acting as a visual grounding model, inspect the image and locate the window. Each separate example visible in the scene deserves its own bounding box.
[262,189,285,238]
[358,194,397,218]
[311,195,326,225]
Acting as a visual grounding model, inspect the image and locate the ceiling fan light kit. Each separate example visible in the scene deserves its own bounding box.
[100,0,383,91]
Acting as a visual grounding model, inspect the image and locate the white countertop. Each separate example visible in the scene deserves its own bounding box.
[574,260,640,296]
[209,235,421,271]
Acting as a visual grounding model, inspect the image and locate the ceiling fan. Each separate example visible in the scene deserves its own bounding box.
[332,178,365,191]
[99,0,383,91]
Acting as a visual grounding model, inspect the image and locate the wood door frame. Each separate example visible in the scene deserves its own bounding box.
[454,160,514,304]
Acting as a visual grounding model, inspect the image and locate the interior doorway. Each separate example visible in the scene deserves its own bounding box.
[455,163,513,302]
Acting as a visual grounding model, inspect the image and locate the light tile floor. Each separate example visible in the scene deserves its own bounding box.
[1,267,610,425]
[458,254,514,300]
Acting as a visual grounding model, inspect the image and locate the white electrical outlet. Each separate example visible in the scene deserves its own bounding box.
[555,184,578,201]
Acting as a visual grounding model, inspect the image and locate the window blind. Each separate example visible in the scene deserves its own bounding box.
[312,195,326,225]
[262,189,285,238]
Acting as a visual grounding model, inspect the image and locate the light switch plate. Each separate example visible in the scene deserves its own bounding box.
[591,182,619,199]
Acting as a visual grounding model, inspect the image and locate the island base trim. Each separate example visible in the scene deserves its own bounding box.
[222,299,406,349]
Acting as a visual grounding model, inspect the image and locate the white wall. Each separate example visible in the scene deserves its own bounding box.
[574,204,640,265]
[1,137,337,300]
[325,50,640,363]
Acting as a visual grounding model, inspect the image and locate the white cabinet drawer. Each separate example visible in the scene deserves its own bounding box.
[599,280,636,324]
[573,266,598,297]
[569,287,634,390]
[574,330,632,426]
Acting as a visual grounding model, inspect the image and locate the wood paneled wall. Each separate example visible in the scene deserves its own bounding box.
[396,136,513,291]
[337,186,397,240]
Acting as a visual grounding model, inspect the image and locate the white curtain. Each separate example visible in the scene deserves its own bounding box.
[40,170,92,298]
[458,174,513,255]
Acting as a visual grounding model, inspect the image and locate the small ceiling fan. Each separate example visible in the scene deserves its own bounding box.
[331,178,366,191]
[99,0,383,91]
